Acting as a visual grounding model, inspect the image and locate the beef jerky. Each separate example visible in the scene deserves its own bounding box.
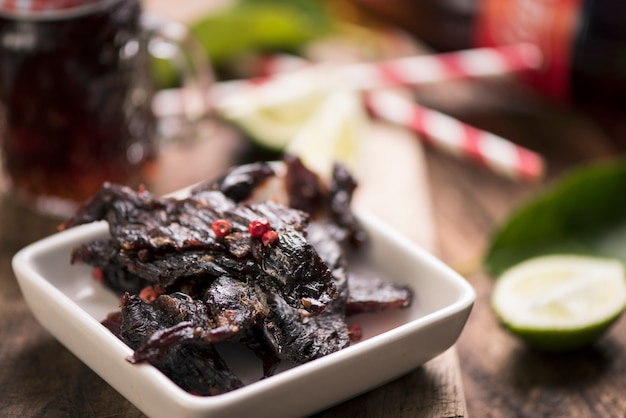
[116,251,235,289]
[61,184,233,253]
[192,160,275,202]
[328,162,366,246]
[131,320,239,364]
[64,156,415,396]
[130,278,280,378]
[346,273,413,316]
[156,343,244,396]
[129,291,245,364]
[260,220,351,364]
[306,220,349,270]
[64,183,336,313]
[215,156,364,245]
[118,293,161,350]
[59,184,174,238]
[71,239,151,294]
[204,276,270,333]
[102,311,123,337]
[117,294,243,395]
[224,202,338,314]
[283,154,326,215]
[155,293,213,326]
[204,276,281,377]
[262,291,350,364]
[132,323,244,396]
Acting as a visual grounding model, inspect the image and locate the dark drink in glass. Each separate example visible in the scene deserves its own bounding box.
[0,0,157,216]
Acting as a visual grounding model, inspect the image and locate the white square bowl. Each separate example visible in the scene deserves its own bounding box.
[12,207,475,418]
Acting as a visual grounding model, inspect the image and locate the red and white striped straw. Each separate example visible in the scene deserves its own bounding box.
[206,43,541,97]
[365,90,544,182]
[153,44,545,182]
[340,43,542,90]
[250,48,545,182]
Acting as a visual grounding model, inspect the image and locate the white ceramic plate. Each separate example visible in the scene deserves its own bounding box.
[12,206,475,418]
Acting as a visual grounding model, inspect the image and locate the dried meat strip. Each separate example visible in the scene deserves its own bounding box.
[328,162,366,246]
[262,291,350,364]
[203,276,270,333]
[64,183,337,314]
[283,154,327,216]
[71,239,150,295]
[192,160,275,202]
[261,219,352,364]
[129,276,281,379]
[204,276,281,377]
[63,156,414,396]
[117,293,243,395]
[130,291,239,363]
[346,273,413,316]
[158,343,243,396]
[61,184,233,253]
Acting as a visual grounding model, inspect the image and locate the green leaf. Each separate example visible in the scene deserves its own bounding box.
[484,157,626,278]
[152,1,333,89]
[189,3,330,64]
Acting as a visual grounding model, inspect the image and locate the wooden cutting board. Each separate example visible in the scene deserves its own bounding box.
[315,120,469,417]
[144,2,469,416]
[151,120,470,418]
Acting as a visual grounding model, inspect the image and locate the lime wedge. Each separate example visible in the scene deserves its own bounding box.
[286,87,364,178]
[491,254,626,351]
[215,67,334,151]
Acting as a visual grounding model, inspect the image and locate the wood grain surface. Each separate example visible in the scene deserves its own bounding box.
[0,2,471,415]
[4,1,626,417]
[4,77,626,417]
[420,74,626,418]
[0,117,469,417]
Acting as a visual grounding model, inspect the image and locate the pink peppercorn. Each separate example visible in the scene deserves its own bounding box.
[92,267,104,282]
[262,230,279,247]
[248,217,271,238]
[348,324,363,342]
[139,285,165,303]
[211,219,232,238]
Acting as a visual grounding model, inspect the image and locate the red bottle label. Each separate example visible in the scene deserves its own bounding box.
[473,0,584,101]
[0,0,107,15]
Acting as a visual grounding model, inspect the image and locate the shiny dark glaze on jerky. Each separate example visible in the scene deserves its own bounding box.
[64,157,413,396]
[108,293,244,396]
[346,274,413,315]
[63,182,337,314]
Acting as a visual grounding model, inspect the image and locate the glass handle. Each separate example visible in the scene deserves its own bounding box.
[141,13,214,143]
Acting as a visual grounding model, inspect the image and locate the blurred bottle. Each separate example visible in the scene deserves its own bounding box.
[346,0,475,52]
[351,0,626,107]
[474,0,626,107]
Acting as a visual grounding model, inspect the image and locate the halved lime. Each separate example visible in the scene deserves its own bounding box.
[215,67,334,151]
[491,254,626,351]
[286,87,364,178]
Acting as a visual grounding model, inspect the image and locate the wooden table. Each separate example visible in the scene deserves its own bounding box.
[418,74,626,417]
[0,115,470,417]
[3,71,626,417]
[3,4,626,416]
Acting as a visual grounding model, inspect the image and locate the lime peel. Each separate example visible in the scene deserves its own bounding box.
[286,87,364,178]
[491,254,626,351]
[215,66,337,151]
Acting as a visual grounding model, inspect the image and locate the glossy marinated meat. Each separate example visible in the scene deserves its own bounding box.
[115,293,244,395]
[64,183,337,314]
[265,217,352,364]
[262,290,350,364]
[346,273,413,315]
[63,156,413,396]
[193,160,275,202]
[283,154,365,246]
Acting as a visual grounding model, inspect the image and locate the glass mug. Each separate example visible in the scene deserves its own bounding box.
[0,0,211,217]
